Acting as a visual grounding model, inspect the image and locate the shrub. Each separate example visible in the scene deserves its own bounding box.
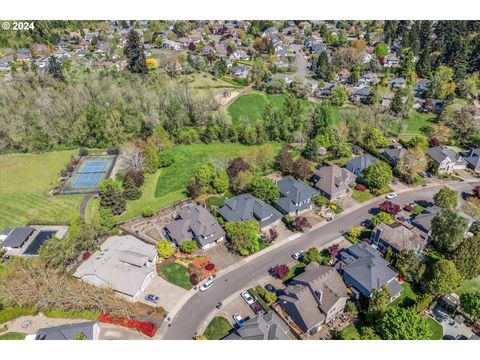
[205,263,215,271]
[313,195,330,206]
[379,200,402,215]
[328,244,340,257]
[180,240,198,254]
[43,308,100,320]
[142,206,155,217]
[271,264,289,279]
[0,307,38,324]
[355,184,366,191]
[473,186,480,199]
[157,240,174,259]
[293,216,311,231]
[79,147,89,157]
[107,145,120,155]
[264,292,277,305]
[190,274,199,285]
[404,204,413,212]
[123,170,145,188]
[98,314,157,337]
[269,228,279,242]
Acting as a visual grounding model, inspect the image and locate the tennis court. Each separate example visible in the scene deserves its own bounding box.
[60,155,117,195]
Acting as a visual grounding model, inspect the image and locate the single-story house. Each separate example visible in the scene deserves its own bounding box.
[311,165,357,200]
[73,235,157,299]
[164,203,225,250]
[0,227,35,249]
[224,311,292,340]
[371,222,427,255]
[345,153,380,179]
[427,146,467,174]
[464,148,480,173]
[274,176,319,216]
[336,242,403,300]
[33,322,100,340]
[279,263,348,335]
[218,194,283,230]
[379,147,406,166]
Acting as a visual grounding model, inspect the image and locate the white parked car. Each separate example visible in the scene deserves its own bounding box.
[199,277,214,292]
[292,250,304,261]
[241,291,255,305]
[232,313,245,327]
[386,193,398,199]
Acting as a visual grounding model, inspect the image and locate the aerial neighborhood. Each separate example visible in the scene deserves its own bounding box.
[0,19,480,342]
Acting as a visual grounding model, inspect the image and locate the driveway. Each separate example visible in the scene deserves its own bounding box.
[291,44,308,82]
[202,244,242,271]
[139,276,188,312]
[162,182,480,339]
[98,324,151,340]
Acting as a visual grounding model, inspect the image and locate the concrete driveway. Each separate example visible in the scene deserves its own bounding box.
[139,276,188,312]
[98,324,151,340]
[291,44,308,82]
[202,244,242,270]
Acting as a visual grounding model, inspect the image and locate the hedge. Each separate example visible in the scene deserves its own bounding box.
[43,308,101,320]
[248,288,271,313]
[0,307,38,324]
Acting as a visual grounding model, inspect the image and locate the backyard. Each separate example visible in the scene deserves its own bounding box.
[0,150,84,229]
[389,111,437,138]
[203,316,233,340]
[455,277,480,295]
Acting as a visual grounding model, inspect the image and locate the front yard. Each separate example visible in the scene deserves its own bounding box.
[161,263,192,290]
[351,189,374,203]
[203,316,233,340]
[282,263,306,283]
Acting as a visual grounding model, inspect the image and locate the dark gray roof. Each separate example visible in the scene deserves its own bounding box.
[0,228,12,237]
[274,176,318,214]
[354,87,371,97]
[464,149,480,170]
[346,154,379,173]
[2,227,34,248]
[411,206,441,234]
[380,148,406,163]
[165,203,225,247]
[427,146,466,166]
[218,194,282,228]
[224,312,291,340]
[35,321,98,340]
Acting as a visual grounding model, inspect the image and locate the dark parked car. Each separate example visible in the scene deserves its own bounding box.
[265,284,277,294]
[145,294,160,304]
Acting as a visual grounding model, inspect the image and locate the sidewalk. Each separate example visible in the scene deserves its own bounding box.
[156,179,478,338]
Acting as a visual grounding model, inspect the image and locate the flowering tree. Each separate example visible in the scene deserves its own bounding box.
[328,244,340,258]
[293,217,312,231]
[473,186,480,198]
[379,201,402,215]
[271,264,289,279]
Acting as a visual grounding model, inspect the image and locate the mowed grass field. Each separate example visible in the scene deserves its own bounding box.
[0,151,83,229]
[115,143,256,222]
[389,111,437,138]
[227,91,356,125]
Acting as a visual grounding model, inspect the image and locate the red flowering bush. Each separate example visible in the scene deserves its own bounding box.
[98,314,157,337]
[271,264,289,279]
[82,252,91,260]
[355,184,366,191]
[379,201,401,215]
[190,274,199,285]
[269,228,279,241]
[473,186,480,199]
[293,217,311,231]
[328,244,340,258]
[205,263,215,271]
[429,137,440,147]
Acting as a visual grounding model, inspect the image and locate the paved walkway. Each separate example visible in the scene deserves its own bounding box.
[79,193,96,221]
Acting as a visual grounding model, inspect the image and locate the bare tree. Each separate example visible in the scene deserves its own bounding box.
[121,144,145,173]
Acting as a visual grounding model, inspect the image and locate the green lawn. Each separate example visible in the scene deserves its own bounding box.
[455,277,480,295]
[0,151,84,229]
[0,332,27,340]
[426,317,443,340]
[390,112,437,138]
[205,192,234,208]
[282,263,306,283]
[339,323,361,339]
[390,282,420,308]
[412,204,426,215]
[203,316,233,340]
[413,174,427,186]
[227,91,355,125]
[352,189,374,203]
[161,263,192,290]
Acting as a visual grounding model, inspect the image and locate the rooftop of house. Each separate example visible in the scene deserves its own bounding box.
[374,222,425,252]
[165,203,225,247]
[346,153,379,172]
[275,176,318,213]
[35,322,98,340]
[1,226,35,248]
[311,164,356,196]
[427,146,466,165]
[224,311,292,340]
[73,235,156,297]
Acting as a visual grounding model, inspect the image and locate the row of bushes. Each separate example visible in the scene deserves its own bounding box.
[248,288,271,313]
[98,313,157,337]
[0,307,38,324]
[43,308,101,321]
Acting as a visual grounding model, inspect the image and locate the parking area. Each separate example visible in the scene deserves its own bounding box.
[431,308,474,339]
[138,275,188,312]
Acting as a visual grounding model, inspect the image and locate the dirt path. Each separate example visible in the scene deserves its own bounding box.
[217,85,253,107]
[79,193,96,221]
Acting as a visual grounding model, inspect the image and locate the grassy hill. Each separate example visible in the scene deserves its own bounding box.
[0,151,83,229]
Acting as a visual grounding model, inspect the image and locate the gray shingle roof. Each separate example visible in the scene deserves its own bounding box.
[411,206,441,234]
[374,222,426,252]
[1,226,34,248]
[464,149,480,171]
[346,153,379,173]
[218,194,282,228]
[427,146,466,166]
[35,322,98,340]
[312,165,356,198]
[224,311,291,340]
[274,176,318,214]
[165,203,225,247]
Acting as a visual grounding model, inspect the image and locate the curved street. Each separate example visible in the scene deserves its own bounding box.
[162,181,478,340]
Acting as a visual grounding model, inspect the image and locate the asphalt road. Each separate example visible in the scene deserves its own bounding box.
[291,44,308,82]
[162,182,478,340]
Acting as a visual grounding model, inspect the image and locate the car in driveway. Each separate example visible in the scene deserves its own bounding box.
[200,277,214,292]
[144,294,160,303]
[265,284,277,294]
[386,192,398,199]
[250,303,264,315]
[233,313,245,327]
[241,290,255,305]
[292,250,304,261]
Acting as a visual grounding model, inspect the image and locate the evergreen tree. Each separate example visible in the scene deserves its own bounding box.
[315,51,332,81]
[416,47,431,78]
[99,181,126,215]
[47,56,65,80]
[419,21,432,49]
[124,29,148,74]
[123,177,141,200]
[390,90,404,116]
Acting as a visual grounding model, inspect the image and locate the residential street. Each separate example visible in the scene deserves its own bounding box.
[291,44,309,82]
[162,181,479,340]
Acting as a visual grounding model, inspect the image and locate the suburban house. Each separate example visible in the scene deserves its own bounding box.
[345,153,379,179]
[411,205,441,237]
[336,242,403,300]
[230,64,251,78]
[464,148,480,173]
[0,226,35,250]
[218,194,283,230]
[164,203,225,250]
[351,87,371,103]
[383,53,400,67]
[279,263,349,335]
[388,77,406,90]
[273,176,319,216]
[32,322,100,340]
[427,146,467,174]
[311,165,357,200]
[224,312,292,340]
[370,222,427,255]
[73,235,157,299]
[379,146,406,166]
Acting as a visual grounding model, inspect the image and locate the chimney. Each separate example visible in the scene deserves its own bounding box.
[373,227,383,245]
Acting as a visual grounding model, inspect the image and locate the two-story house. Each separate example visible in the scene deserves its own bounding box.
[311,165,357,200]
[273,176,319,216]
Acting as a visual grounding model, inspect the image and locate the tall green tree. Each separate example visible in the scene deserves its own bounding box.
[378,307,432,340]
[460,292,480,322]
[315,51,332,81]
[426,259,463,295]
[433,186,458,209]
[453,235,480,279]
[431,208,468,253]
[249,176,280,204]
[124,29,148,74]
[363,161,393,191]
